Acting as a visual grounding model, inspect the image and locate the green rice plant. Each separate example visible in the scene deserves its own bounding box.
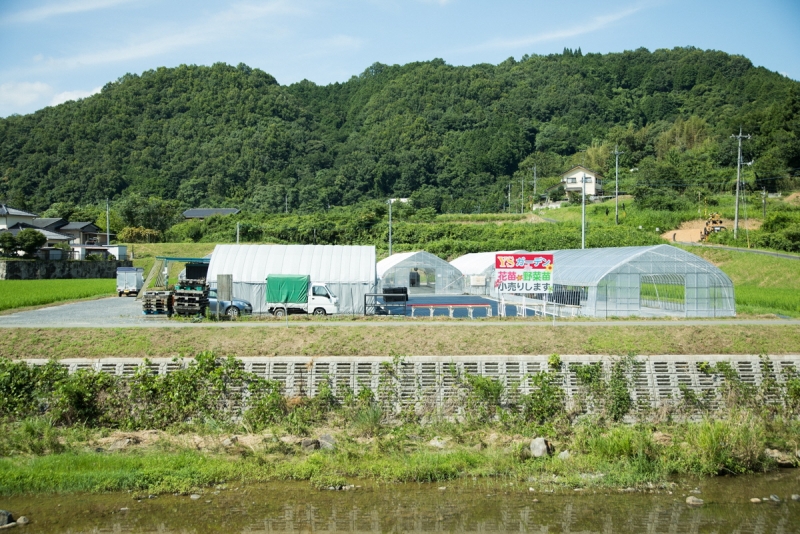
[735,286,800,316]
[0,279,115,311]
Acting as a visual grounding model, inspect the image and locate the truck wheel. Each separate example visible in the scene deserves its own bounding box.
[312,308,326,316]
[225,306,240,319]
[118,292,122,297]
[274,308,286,318]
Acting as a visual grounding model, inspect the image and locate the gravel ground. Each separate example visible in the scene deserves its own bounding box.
[0,296,797,328]
[0,296,167,327]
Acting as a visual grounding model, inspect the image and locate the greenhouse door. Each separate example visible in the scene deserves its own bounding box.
[408,268,435,295]
[639,274,685,315]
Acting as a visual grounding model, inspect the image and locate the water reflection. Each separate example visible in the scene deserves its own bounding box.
[5,471,799,533]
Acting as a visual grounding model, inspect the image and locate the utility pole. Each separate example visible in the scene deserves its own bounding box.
[236,222,240,244]
[507,183,511,213]
[520,173,524,214]
[732,128,751,240]
[285,194,288,213]
[612,145,624,225]
[581,173,586,249]
[762,187,767,220]
[533,165,537,208]
[105,198,110,246]
[388,199,393,256]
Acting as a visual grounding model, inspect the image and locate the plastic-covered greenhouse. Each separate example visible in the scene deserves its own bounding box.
[206,244,376,314]
[450,250,526,297]
[377,251,463,295]
[527,245,735,318]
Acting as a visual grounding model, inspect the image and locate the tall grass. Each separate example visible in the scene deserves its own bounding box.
[0,279,115,311]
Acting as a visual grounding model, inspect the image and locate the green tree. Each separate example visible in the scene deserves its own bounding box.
[15,229,47,257]
[0,232,18,256]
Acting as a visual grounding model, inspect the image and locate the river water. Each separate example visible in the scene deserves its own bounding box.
[3,470,799,533]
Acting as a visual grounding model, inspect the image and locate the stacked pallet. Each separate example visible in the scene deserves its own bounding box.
[174,279,209,316]
[142,289,173,315]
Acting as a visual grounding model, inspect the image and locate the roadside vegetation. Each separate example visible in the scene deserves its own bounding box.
[1,353,797,495]
[0,279,115,312]
[1,324,799,359]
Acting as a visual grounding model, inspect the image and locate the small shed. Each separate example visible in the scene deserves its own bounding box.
[206,244,376,314]
[377,251,463,295]
[535,245,734,318]
[450,250,526,297]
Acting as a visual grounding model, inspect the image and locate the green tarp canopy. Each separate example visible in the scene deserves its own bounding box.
[266,274,309,303]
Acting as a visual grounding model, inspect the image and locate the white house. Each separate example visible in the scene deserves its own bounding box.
[561,166,602,197]
[0,204,38,230]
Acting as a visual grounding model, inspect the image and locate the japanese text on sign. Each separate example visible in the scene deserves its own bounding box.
[494,253,554,294]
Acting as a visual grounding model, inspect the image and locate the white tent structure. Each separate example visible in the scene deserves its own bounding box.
[450,250,526,297]
[377,251,463,295]
[206,244,376,314]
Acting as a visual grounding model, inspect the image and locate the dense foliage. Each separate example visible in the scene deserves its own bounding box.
[1,47,798,218]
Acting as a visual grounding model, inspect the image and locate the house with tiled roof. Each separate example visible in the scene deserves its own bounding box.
[0,204,38,230]
[182,208,240,219]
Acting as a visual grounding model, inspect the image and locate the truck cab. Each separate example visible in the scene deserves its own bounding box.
[309,284,339,315]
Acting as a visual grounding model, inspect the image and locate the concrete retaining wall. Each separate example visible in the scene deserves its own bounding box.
[0,259,132,280]
[25,354,800,410]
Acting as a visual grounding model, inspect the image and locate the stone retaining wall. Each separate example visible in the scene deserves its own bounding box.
[0,259,132,280]
[25,354,800,411]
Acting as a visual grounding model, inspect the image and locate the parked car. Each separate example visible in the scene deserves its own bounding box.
[207,290,252,318]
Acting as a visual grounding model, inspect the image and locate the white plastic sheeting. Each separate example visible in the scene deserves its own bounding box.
[377,251,464,295]
[206,244,377,314]
[535,245,735,318]
[450,250,526,297]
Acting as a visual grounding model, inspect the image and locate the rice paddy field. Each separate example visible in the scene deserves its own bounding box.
[0,279,115,312]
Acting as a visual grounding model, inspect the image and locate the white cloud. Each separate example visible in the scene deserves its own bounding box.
[37,0,306,70]
[0,81,53,107]
[1,0,135,24]
[50,86,102,106]
[467,5,645,52]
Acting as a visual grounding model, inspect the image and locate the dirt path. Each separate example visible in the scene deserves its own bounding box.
[661,218,761,243]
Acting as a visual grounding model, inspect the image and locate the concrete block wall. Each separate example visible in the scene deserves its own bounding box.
[0,259,132,279]
[26,354,800,412]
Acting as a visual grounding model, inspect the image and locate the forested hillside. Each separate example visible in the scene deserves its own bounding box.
[1,47,798,216]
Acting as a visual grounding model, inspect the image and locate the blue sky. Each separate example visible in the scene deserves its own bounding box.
[1,0,799,118]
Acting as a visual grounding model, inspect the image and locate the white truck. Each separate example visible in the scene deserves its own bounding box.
[116,267,144,296]
[266,274,339,317]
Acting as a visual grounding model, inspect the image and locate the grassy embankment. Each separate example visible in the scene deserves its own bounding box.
[0,279,115,313]
[127,242,217,286]
[685,246,800,316]
[1,353,798,495]
[1,324,799,359]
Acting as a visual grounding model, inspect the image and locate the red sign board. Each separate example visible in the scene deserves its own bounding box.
[494,253,555,294]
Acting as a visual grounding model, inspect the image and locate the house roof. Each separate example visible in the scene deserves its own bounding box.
[60,221,100,231]
[31,218,67,229]
[0,204,38,218]
[561,165,601,178]
[183,208,240,218]
[2,224,72,241]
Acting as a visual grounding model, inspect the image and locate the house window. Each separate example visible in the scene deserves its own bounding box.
[567,177,577,184]
[584,177,592,183]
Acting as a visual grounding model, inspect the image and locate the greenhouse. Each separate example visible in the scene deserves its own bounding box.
[377,251,464,295]
[450,250,527,297]
[206,244,376,314]
[530,245,735,318]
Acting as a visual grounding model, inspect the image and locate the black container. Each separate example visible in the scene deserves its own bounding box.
[383,286,408,302]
